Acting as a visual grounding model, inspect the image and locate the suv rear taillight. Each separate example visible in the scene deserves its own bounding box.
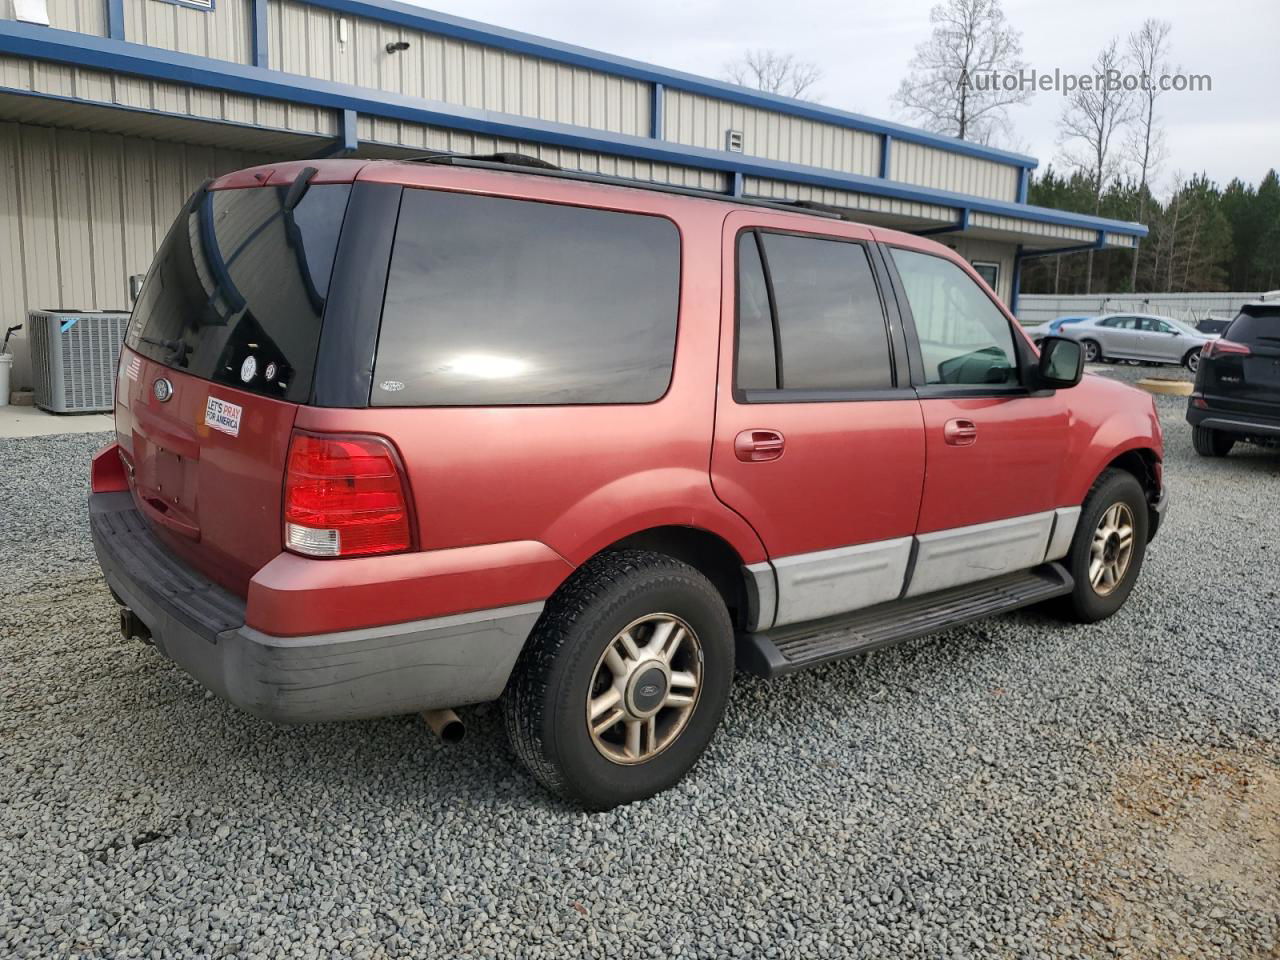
[1202,339,1251,359]
[283,430,414,558]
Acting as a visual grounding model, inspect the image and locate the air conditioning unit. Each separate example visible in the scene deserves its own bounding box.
[28,309,131,413]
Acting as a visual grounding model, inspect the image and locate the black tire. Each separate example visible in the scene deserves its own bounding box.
[1192,424,1234,457]
[1081,339,1102,363]
[1183,348,1202,374]
[1060,469,1149,623]
[503,550,734,810]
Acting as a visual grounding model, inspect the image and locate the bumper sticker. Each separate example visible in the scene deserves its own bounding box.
[204,396,243,437]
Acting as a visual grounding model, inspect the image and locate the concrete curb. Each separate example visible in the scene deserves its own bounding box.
[1137,378,1194,397]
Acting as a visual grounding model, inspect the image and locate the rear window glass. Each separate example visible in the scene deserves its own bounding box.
[372,189,680,406]
[1226,306,1280,344]
[126,182,351,403]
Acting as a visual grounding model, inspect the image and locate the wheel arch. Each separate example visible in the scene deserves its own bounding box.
[1101,447,1164,541]
[595,526,759,632]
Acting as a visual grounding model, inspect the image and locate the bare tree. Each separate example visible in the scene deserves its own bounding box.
[722,49,823,100]
[1057,38,1135,292]
[891,0,1031,144]
[1126,18,1173,291]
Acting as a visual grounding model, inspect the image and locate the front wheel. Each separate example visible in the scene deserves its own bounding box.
[1183,349,1202,374]
[1060,469,1149,623]
[1081,339,1102,364]
[503,550,734,810]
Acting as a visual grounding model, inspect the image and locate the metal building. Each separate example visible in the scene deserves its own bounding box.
[0,0,1147,390]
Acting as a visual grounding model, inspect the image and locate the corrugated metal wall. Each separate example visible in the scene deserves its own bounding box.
[890,141,1019,203]
[356,116,726,191]
[123,0,254,65]
[743,175,956,224]
[0,55,339,137]
[1102,232,1137,249]
[662,89,881,178]
[0,0,107,34]
[0,120,276,388]
[268,0,651,136]
[969,211,1096,245]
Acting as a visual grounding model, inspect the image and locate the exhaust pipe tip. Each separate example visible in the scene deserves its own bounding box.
[421,708,465,744]
[119,607,153,645]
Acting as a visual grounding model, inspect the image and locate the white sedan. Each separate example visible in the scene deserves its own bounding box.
[1050,313,1218,373]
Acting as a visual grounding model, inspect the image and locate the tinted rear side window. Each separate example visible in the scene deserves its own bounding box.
[735,233,778,390]
[373,190,680,406]
[127,183,351,402]
[1226,306,1280,344]
[738,232,891,391]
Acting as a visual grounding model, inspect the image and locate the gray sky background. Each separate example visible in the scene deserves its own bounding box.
[410,0,1279,196]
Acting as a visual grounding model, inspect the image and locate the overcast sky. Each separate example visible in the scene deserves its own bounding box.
[411,0,1279,196]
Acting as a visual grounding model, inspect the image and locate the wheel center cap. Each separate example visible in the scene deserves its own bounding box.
[626,663,669,718]
[1104,532,1120,562]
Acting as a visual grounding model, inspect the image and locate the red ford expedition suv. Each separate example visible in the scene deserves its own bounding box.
[90,156,1167,809]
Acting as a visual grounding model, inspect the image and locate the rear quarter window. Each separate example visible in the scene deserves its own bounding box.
[372,189,680,406]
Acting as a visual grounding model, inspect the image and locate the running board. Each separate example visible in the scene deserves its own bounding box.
[738,563,1073,678]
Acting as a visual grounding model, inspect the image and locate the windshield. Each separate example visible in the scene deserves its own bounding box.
[126,182,352,403]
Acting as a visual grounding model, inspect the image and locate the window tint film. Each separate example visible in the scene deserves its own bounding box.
[374,190,680,406]
[758,233,892,391]
[889,247,1019,387]
[1226,306,1280,344]
[126,183,352,402]
[736,232,777,390]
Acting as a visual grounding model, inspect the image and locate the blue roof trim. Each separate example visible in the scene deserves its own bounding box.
[0,23,1145,239]
[297,0,1039,170]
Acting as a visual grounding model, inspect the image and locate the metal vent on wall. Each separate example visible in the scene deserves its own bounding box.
[28,310,131,413]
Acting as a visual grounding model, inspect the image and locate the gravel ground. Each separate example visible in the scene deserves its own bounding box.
[2,364,1278,959]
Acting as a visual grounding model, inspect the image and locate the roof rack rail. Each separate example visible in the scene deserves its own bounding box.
[394,153,846,220]
[407,151,561,170]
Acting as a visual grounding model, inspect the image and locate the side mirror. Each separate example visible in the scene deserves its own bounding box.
[1032,336,1084,390]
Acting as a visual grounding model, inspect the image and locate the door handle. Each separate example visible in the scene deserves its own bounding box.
[943,418,978,446]
[734,429,785,462]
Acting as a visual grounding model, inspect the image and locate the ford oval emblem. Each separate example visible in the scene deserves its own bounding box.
[153,378,173,402]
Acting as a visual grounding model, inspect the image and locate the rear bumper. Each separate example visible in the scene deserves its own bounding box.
[90,492,542,723]
[1186,403,1280,438]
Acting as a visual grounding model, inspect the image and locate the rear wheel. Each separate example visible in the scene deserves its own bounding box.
[1081,339,1102,363]
[1061,469,1149,623]
[503,550,734,810]
[1183,348,1202,374]
[1192,424,1234,457]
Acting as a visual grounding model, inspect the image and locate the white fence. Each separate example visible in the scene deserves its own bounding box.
[1015,292,1271,326]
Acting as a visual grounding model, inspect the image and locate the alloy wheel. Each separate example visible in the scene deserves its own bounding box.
[1089,502,1135,597]
[587,614,702,764]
